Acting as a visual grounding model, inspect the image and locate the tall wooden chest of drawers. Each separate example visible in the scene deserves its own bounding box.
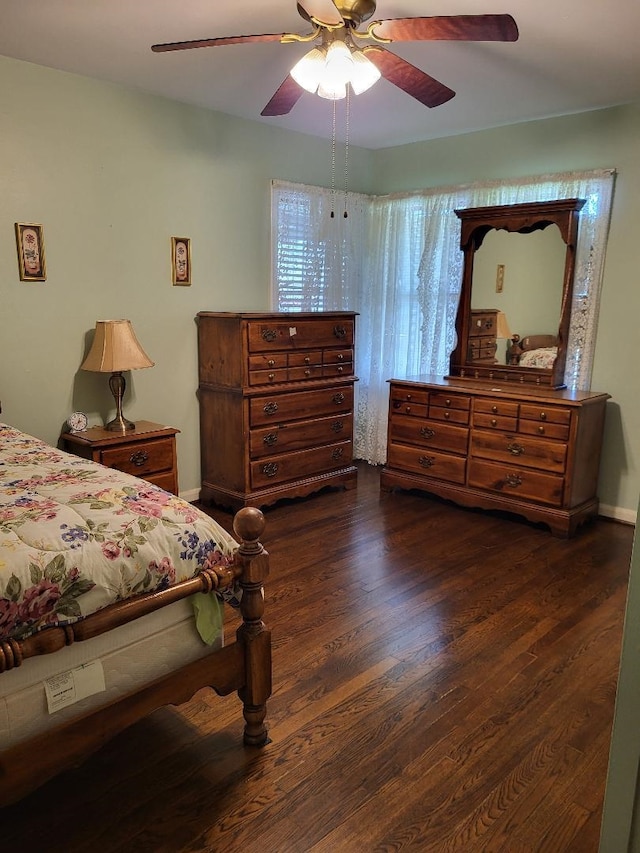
[197,311,358,511]
[380,375,609,537]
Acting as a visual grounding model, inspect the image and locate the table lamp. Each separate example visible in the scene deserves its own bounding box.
[81,319,154,431]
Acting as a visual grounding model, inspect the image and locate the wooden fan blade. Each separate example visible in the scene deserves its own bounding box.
[364,48,455,108]
[261,76,305,116]
[371,14,519,43]
[151,33,285,52]
[297,1,344,27]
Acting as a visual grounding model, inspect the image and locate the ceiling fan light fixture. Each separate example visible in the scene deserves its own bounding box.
[290,46,326,93]
[317,79,347,100]
[349,49,381,95]
[323,39,354,88]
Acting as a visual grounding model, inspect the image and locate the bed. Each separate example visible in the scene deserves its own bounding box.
[507,334,558,369]
[0,422,271,806]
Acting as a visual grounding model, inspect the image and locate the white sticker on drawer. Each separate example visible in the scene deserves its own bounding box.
[289,326,297,336]
[44,660,106,714]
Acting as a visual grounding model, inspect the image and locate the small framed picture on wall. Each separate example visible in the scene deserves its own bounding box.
[15,223,46,281]
[171,236,191,286]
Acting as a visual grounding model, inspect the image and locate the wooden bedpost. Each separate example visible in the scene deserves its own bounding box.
[233,507,272,746]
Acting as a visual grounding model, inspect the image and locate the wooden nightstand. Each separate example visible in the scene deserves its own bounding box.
[61,421,180,495]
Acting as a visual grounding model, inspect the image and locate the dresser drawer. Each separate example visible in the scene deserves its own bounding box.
[251,440,352,488]
[248,353,287,371]
[250,385,353,426]
[387,443,466,484]
[249,367,289,386]
[468,459,564,507]
[250,414,353,459]
[429,405,470,426]
[429,392,471,412]
[323,348,353,366]
[471,430,567,474]
[474,399,519,418]
[247,318,354,352]
[99,437,175,477]
[390,414,469,455]
[473,413,518,432]
[518,419,570,441]
[469,310,497,337]
[519,403,571,425]
[468,338,497,361]
[390,386,429,410]
[289,364,324,382]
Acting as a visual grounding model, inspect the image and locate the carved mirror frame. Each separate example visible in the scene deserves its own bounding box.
[449,198,586,389]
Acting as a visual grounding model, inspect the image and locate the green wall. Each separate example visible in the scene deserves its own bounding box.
[0,53,638,520]
[0,55,373,495]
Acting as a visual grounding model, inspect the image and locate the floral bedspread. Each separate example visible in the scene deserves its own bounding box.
[0,424,238,643]
[519,346,558,370]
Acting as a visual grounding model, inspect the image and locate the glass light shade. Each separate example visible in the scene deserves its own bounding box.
[323,40,354,88]
[349,50,381,95]
[317,80,347,100]
[290,47,326,94]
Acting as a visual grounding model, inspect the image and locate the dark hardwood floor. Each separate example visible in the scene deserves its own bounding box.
[3,462,633,852]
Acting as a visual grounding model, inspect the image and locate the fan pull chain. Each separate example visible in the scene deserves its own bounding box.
[343,87,350,219]
[330,97,337,219]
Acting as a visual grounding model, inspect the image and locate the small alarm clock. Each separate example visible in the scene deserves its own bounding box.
[67,411,88,432]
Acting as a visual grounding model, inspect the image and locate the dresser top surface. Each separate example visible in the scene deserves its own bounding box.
[391,374,610,405]
[197,311,358,320]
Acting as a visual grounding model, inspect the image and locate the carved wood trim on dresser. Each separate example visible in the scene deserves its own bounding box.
[380,375,610,537]
[196,311,358,511]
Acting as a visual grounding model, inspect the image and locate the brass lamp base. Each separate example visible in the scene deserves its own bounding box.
[106,371,136,431]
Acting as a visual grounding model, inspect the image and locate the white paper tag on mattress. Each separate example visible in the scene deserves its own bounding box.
[44,660,106,714]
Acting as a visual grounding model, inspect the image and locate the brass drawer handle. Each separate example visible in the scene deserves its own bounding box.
[507,441,525,456]
[419,426,435,439]
[444,411,450,420]
[337,366,343,373]
[491,418,497,427]
[505,473,522,488]
[267,359,275,367]
[262,462,279,478]
[418,455,434,469]
[332,447,344,460]
[332,392,345,405]
[539,412,547,421]
[263,433,278,446]
[304,369,311,376]
[333,325,347,339]
[268,373,275,381]
[331,420,344,433]
[538,425,545,434]
[304,356,310,364]
[492,405,498,414]
[337,353,344,361]
[130,450,149,467]
[263,401,278,415]
[261,328,277,342]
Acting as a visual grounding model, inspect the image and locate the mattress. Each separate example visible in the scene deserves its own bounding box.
[0,597,221,749]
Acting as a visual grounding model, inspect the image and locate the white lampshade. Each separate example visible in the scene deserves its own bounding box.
[290,47,326,94]
[349,50,381,95]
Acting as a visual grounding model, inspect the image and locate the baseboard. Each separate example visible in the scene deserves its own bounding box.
[599,504,637,526]
[180,487,200,504]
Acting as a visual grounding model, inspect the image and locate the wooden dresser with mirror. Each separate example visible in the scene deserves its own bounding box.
[381,199,610,537]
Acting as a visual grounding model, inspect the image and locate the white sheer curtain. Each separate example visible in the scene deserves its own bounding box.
[271,169,615,464]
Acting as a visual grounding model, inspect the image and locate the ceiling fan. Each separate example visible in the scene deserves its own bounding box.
[151,1,518,116]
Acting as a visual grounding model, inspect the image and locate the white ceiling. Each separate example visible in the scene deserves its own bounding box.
[1,0,639,150]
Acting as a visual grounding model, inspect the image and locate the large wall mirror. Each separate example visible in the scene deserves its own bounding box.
[449,198,585,389]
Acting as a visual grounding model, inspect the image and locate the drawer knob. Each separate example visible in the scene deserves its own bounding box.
[331,447,344,460]
[331,420,344,433]
[263,433,278,446]
[505,473,523,488]
[492,405,498,414]
[444,411,450,419]
[304,369,311,376]
[337,366,343,373]
[418,455,435,469]
[261,462,279,478]
[419,426,435,439]
[333,325,347,339]
[304,356,310,364]
[538,425,545,434]
[267,359,275,367]
[130,450,149,467]
[491,418,497,427]
[445,399,451,406]
[268,373,275,381]
[261,328,277,343]
[539,412,547,421]
[507,441,525,456]
[337,353,344,361]
[404,406,411,414]
[332,392,345,405]
[263,401,278,415]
